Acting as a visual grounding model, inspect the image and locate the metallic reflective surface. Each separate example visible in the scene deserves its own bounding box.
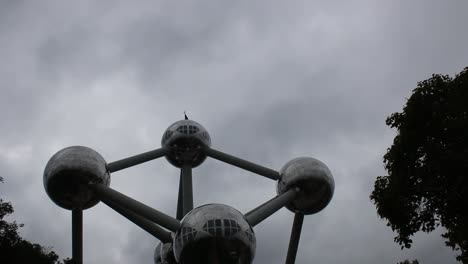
[204,147,280,180]
[161,242,177,264]
[161,120,211,168]
[43,146,110,210]
[154,243,163,264]
[277,157,334,215]
[245,188,298,227]
[173,204,256,264]
[88,184,180,232]
[155,242,177,264]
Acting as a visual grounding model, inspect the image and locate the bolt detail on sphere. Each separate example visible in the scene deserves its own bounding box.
[43,146,110,210]
[277,157,334,215]
[161,120,211,168]
[173,204,256,264]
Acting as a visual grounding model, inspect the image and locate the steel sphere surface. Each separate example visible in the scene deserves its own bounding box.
[43,146,110,210]
[161,120,211,168]
[162,243,176,264]
[154,243,163,264]
[154,242,176,264]
[173,204,256,264]
[277,157,334,215]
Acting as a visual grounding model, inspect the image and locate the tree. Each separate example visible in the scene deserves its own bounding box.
[398,260,419,264]
[0,176,71,264]
[370,67,468,262]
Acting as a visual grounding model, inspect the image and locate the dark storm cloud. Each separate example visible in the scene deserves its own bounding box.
[1,0,468,263]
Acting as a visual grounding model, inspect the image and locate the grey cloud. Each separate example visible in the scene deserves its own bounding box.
[1,0,468,263]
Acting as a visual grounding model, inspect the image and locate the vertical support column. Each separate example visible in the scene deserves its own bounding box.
[176,172,184,220]
[181,163,193,216]
[72,209,83,264]
[285,213,304,264]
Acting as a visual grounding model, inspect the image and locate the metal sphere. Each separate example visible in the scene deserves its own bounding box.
[154,243,163,264]
[43,146,110,210]
[154,242,176,264]
[160,243,177,264]
[173,204,256,264]
[277,157,334,215]
[161,120,211,168]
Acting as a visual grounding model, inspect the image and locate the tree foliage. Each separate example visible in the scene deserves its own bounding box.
[397,260,419,264]
[0,177,71,264]
[370,68,468,262]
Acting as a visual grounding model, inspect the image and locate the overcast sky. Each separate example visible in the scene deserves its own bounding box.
[1,1,468,263]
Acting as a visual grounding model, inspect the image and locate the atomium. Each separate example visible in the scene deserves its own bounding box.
[277,157,334,215]
[173,204,255,264]
[43,117,334,264]
[43,146,110,210]
[161,120,211,168]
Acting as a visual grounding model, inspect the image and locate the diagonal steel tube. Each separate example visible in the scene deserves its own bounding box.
[245,188,298,227]
[204,147,280,180]
[107,148,169,173]
[285,213,304,264]
[72,209,83,264]
[181,164,193,216]
[88,184,180,232]
[102,198,173,243]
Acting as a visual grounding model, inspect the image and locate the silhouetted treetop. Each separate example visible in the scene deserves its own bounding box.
[1,177,71,264]
[397,260,419,264]
[370,67,468,263]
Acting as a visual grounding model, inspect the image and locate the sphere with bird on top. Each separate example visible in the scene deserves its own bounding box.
[161,119,211,168]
